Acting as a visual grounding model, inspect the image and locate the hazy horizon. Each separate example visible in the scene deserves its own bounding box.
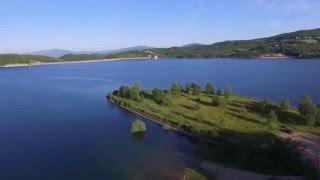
[1,0,320,53]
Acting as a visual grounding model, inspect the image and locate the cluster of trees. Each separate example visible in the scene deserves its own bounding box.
[152,88,172,106]
[116,83,143,102]
[112,83,319,127]
[254,94,320,127]
[185,83,202,95]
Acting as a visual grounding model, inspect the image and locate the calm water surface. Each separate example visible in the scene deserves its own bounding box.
[0,58,319,179]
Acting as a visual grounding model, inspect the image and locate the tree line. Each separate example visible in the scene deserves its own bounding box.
[110,82,320,127]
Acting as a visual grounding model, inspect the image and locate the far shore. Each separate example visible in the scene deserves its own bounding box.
[0,57,150,68]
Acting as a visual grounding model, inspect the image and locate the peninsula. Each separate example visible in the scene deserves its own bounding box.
[107,83,320,177]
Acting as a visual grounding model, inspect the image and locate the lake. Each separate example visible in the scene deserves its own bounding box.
[0,58,319,179]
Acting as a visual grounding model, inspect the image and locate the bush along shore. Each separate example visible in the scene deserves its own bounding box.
[107,83,320,178]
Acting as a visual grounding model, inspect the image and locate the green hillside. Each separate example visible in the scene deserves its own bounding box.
[112,28,320,59]
[0,54,58,66]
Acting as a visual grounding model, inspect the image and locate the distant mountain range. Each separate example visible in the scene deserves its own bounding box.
[1,28,320,66]
[27,46,153,58]
[109,28,320,59]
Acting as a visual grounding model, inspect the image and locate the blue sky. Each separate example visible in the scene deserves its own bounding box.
[0,0,319,53]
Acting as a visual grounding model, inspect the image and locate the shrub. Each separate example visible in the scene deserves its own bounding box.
[280,98,290,111]
[131,119,146,133]
[171,83,182,95]
[205,83,215,94]
[255,100,272,116]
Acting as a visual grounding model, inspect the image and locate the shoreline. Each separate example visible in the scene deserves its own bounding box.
[2,56,320,68]
[107,97,222,145]
[0,57,150,68]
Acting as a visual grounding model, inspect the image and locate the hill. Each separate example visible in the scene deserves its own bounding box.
[28,46,153,58]
[28,49,73,58]
[110,28,320,59]
[0,54,58,66]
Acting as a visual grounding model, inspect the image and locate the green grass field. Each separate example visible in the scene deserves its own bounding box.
[109,90,304,145]
[111,91,320,144]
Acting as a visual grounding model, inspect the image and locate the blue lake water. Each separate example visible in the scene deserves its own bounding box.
[0,58,319,179]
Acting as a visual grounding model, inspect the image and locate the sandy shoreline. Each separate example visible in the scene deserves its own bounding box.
[0,57,150,68]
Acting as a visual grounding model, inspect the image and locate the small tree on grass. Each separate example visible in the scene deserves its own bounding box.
[224,87,233,99]
[298,94,316,116]
[217,88,222,96]
[306,114,316,127]
[152,88,172,106]
[185,84,193,94]
[205,83,215,94]
[212,95,221,107]
[192,83,201,95]
[255,100,272,116]
[131,119,146,133]
[171,83,182,95]
[153,88,165,103]
[280,98,290,111]
[268,110,278,130]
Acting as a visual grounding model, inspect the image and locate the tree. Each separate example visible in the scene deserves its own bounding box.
[217,88,222,96]
[298,94,316,116]
[268,110,278,130]
[171,83,182,95]
[192,83,201,95]
[212,95,221,107]
[280,98,290,111]
[305,114,316,127]
[255,100,272,116]
[132,82,141,92]
[119,86,131,98]
[224,87,233,99]
[185,84,193,94]
[185,83,201,95]
[152,88,172,106]
[118,85,142,101]
[205,83,215,94]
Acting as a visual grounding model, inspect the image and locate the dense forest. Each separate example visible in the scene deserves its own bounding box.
[1,28,320,66]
